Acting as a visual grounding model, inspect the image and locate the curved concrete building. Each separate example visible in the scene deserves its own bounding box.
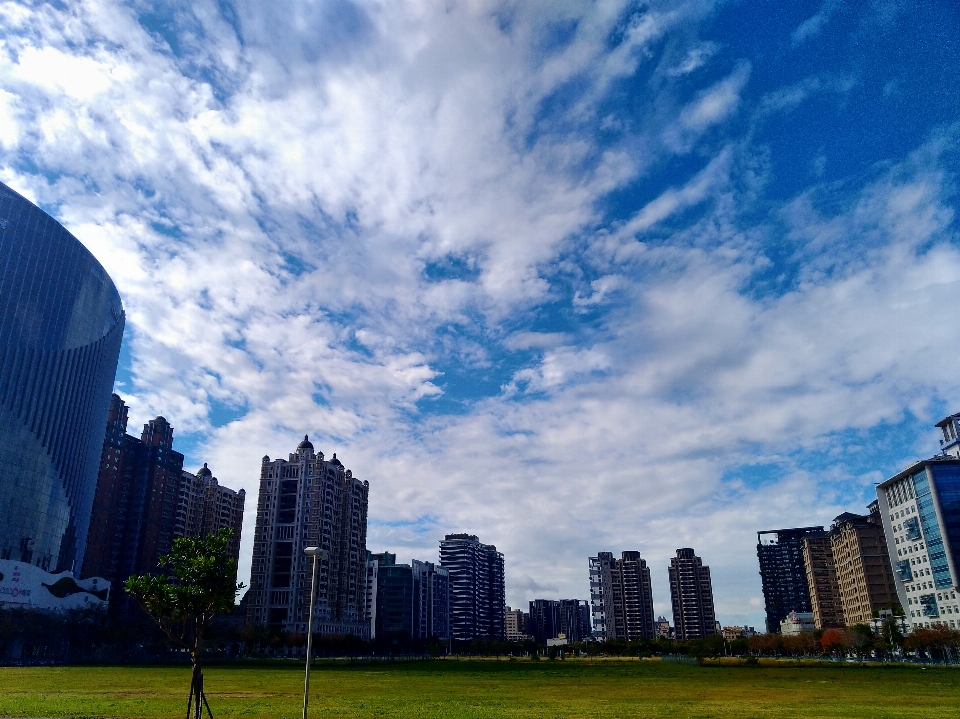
[0,182,124,573]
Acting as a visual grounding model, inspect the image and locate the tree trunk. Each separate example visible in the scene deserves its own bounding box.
[193,664,203,719]
[189,626,211,719]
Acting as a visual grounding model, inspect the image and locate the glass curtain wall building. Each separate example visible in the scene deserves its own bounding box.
[876,452,960,630]
[0,181,124,574]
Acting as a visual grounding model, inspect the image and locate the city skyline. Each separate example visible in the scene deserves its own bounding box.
[0,1,958,631]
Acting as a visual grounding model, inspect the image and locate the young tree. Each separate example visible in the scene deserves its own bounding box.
[125,529,243,719]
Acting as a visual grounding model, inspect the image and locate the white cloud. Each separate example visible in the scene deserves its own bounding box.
[573,274,627,308]
[668,41,720,76]
[0,0,955,630]
[616,145,732,236]
[791,0,839,46]
[502,332,571,351]
[0,90,21,148]
[663,62,751,152]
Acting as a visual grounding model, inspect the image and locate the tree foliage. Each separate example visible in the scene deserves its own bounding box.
[904,626,960,659]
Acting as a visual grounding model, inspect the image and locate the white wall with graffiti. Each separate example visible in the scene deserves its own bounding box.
[0,560,110,611]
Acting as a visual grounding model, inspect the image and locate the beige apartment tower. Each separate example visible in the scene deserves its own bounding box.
[830,504,899,625]
[801,532,844,629]
[800,503,899,628]
[504,606,528,640]
[175,462,245,574]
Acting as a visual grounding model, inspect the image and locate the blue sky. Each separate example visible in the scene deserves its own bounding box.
[1,0,958,628]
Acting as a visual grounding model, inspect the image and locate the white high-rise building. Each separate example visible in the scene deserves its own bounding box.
[246,436,369,637]
[877,416,960,632]
[364,553,379,639]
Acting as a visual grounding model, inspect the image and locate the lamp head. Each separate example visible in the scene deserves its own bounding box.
[304,547,327,558]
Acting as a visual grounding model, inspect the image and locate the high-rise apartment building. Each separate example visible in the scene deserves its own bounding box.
[364,552,379,639]
[589,551,655,640]
[589,552,615,639]
[82,395,141,584]
[528,599,591,643]
[528,599,553,643]
[877,423,960,630]
[668,548,716,640]
[83,397,186,590]
[439,534,505,641]
[366,552,449,644]
[411,559,450,643]
[757,527,823,633]
[133,415,186,573]
[374,555,413,642]
[801,531,843,629]
[246,437,369,637]
[0,181,124,574]
[830,505,898,626]
[175,462,245,578]
[83,395,245,602]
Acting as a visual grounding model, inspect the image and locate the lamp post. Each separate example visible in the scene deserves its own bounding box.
[303,547,327,719]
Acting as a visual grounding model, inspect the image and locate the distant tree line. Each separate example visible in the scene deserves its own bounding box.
[749,622,960,662]
[5,609,960,665]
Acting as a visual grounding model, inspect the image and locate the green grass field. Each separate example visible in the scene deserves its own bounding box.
[1,659,958,719]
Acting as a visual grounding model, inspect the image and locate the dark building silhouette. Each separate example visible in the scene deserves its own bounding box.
[411,559,450,642]
[132,414,185,573]
[246,437,369,637]
[374,555,414,642]
[83,395,136,583]
[668,548,716,641]
[528,599,591,643]
[0,181,124,574]
[439,533,504,641]
[368,554,450,644]
[757,526,823,633]
[83,395,244,603]
[82,397,185,593]
[589,550,655,640]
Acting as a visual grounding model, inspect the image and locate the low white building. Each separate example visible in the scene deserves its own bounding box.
[721,625,757,642]
[780,610,815,636]
[0,560,109,611]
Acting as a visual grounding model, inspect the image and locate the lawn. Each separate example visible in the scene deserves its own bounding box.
[0,658,958,719]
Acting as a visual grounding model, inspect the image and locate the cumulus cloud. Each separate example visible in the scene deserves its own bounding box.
[0,0,955,628]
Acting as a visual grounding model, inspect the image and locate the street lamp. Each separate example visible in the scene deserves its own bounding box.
[303,547,327,719]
